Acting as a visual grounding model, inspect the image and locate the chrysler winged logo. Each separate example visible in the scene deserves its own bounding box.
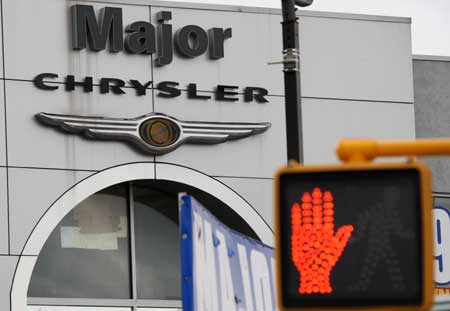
[36,112,271,155]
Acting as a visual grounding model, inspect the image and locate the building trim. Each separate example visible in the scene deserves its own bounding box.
[413,55,450,62]
[297,10,411,24]
[27,297,182,308]
[434,296,450,306]
[70,0,412,23]
[302,96,413,105]
[77,0,150,7]
[0,77,417,105]
[434,192,450,198]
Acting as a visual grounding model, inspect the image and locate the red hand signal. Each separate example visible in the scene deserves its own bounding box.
[291,188,354,294]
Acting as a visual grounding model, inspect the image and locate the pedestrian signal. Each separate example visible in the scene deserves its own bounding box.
[275,162,433,311]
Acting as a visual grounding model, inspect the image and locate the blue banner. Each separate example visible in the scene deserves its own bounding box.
[179,193,277,311]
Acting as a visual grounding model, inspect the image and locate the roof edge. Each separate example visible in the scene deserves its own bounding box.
[148,0,412,23]
[297,10,411,23]
[413,54,450,62]
[72,0,413,23]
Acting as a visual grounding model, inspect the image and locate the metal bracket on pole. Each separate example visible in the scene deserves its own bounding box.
[282,48,300,72]
[268,48,300,72]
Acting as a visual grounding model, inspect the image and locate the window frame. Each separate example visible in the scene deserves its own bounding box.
[27,181,182,309]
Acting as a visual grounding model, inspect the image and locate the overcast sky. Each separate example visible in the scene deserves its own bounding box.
[164,0,450,57]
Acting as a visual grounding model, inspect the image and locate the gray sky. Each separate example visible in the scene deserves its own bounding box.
[163,0,450,56]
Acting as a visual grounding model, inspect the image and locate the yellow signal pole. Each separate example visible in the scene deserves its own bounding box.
[337,139,450,162]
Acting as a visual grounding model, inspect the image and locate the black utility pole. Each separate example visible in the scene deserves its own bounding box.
[280,0,312,162]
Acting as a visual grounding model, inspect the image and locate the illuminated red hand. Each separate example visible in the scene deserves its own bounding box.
[291,188,354,294]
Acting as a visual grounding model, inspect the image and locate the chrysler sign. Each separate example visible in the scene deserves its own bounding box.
[36,112,271,155]
[34,5,273,155]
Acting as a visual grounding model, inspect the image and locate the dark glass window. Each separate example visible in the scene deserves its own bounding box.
[28,183,131,299]
[28,179,257,304]
[133,182,181,300]
[132,180,258,300]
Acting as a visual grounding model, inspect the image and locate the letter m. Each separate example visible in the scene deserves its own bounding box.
[71,5,123,52]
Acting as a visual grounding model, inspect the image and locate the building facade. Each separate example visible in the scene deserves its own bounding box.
[414,55,450,307]
[0,0,419,310]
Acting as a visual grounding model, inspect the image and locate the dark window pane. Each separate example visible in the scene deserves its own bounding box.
[28,183,131,299]
[133,180,258,300]
[133,184,180,300]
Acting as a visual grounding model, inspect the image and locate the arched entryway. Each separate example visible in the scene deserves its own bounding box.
[11,162,273,311]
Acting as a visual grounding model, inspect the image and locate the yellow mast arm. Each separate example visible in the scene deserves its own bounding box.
[336,139,450,162]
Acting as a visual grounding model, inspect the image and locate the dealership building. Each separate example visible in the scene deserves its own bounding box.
[0,0,448,310]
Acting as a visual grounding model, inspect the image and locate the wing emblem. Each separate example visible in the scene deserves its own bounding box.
[36,112,271,155]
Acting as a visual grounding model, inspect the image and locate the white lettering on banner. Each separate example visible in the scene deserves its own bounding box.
[250,250,274,311]
[193,212,219,311]
[191,208,277,311]
[237,244,255,311]
[216,230,236,310]
[434,208,450,285]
